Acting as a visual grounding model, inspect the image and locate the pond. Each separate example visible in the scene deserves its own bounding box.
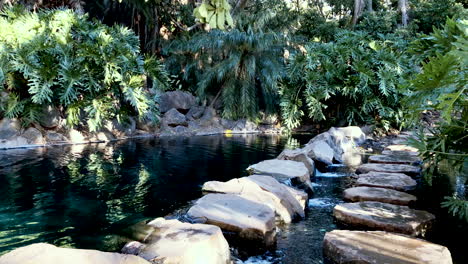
[0,134,310,256]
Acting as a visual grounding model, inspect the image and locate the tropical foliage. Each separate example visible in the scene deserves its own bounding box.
[0,7,168,130]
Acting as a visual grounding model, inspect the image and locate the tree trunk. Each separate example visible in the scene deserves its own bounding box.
[351,0,364,27]
[367,0,373,12]
[398,0,409,27]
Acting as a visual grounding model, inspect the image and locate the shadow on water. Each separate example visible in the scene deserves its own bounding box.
[0,134,310,255]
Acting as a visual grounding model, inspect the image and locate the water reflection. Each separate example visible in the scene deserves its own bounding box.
[0,134,310,255]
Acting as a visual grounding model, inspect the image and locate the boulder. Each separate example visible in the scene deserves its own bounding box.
[104,117,136,138]
[323,230,453,264]
[356,163,421,177]
[355,172,417,192]
[187,193,276,248]
[0,243,150,264]
[45,131,68,143]
[95,130,116,142]
[231,119,258,133]
[186,106,205,120]
[123,218,230,264]
[385,144,419,153]
[277,148,315,175]
[333,202,435,236]
[0,136,28,149]
[21,127,44,145]
[39,106,61,128]
[382,150,419,156]
[284,185,308,210]
[247,159,313,194]
[328,126,365,163]
[368,154,420,165]
[0,118,21,139]
[162,108,187,127]
[202,176,305,223]
[303,132,334,167]
[158,91,196,113]
[68,129,87,144]
[343,187,417,205]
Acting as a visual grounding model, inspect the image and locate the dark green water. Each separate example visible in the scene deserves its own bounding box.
[0,134,309,256]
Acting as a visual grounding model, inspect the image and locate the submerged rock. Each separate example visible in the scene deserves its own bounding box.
[355,172,417,192]
[368,154,420,165]
[356,163,421,176]
[0,243,149,264]
[202,175,305,223]
[343,186,417,205]
[277,148,315,175]
[323,230,453,264]
[247,159,313,194]
[187,193,276,248]
[122,218,230,264]
[333,202,435,236]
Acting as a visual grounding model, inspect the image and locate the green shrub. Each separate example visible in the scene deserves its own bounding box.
[281,30,412,130]
[0,7,168,131]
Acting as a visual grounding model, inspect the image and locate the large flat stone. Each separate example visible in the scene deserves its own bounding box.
[247,159,313,193]
[385,144,419,153]
[356,172,417,192]
[343,187,417,205]
[333,202,435,236]
[202,175,305,223]
[277,148,315,175]
[0,243,149,264]
[187,193,276,247]
[382,150,419,156]
[356,163,421,176]
[368,154,420,165]
[323,230,453,264]
[122,218,230,264]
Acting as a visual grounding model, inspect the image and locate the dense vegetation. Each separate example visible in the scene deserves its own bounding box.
[0,1,466,219]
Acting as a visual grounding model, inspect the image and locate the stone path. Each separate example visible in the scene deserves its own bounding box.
[324,135,453,263]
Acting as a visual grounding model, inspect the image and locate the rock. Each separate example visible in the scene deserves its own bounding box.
[0,243,150,264]
[159,91,196,113]
[0,118,21,139]
[356,163,421,177]
[328,126,365,163]
[68,129,87,144]
[329,126,366,145]
[202,176,305,223]
[220,119,236,129]
[385,144,419,153]
[123,218,230,264]
[21,127,44,145]
[382,150,419,156]
[104,117,136,138]
[323,230,453,264]
[277,148,315,175]
[39,106,61,128]
[355,172,417,192]
[0,136,28,149]
[333,201,435,236]
[303,132,334,168]
[45,131,67,143]
[162,108,187,127]
[247,159,313,194]
[187,193,276,248]
[343,187,417,205]
[95,130,116,142]
[368,154,420,165]
[284,185,308,210]
[186,106,205,120]
[231,119,258,133]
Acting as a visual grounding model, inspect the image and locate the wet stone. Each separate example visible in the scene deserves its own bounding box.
[323,230,453,264]
[333,201,435,236]
[368,154,420,165]
[385,144,419,153]
[356,163,421,177]
[343,186,417,205]
[355,172,417,192]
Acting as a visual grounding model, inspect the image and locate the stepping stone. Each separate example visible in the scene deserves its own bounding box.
[368,154,420,165]
[122,218,230,264]
[385,144,419,153]
[247,159,313,193]
[382,150,419,156]
[202,175,305,223]
[0,243,150,264]
[187,193,276,247]
[356,172,417,192]
[356,163,421,176]
[323,230,453,264]
[333,201,435,236]
[343,187,417,205]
